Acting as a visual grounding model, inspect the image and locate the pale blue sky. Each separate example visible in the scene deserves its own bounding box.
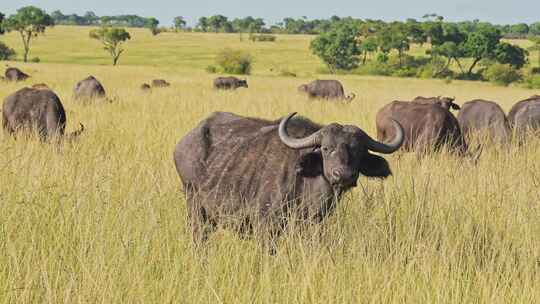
[2,0,539,26]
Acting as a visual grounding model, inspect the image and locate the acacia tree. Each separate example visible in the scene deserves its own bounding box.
[462,25,501,76]
[89,27,131,66]
[173,16,186,31]
[310,22,360,73]
[4,6,54,62]
[359,36,378,64]
[494,42,528,69]
[146,17,159,35]
[197,17,209,32]
[377,22,410,67]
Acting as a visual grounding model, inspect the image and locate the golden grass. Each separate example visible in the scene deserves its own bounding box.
[1,28,540,303]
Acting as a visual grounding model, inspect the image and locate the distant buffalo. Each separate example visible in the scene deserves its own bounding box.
[298,80,355,101]
[376,101,466,154]
[457,99,510,143]
[174,112,403,246]
[5,67,30,82]
[2,87,84,141]
[509,96,540,138]
[152,79,170,87]
[213,77,248,90]
[73,76,106,101]
[412,96,460,111]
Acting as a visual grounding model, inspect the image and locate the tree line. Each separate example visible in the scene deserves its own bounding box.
[308,17,540,88]
[50,10,159,29]
[192,15,540,38]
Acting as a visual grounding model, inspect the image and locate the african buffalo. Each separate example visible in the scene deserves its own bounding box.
[32,83,50,90]
[213,77,248,90]
[412,96,460,111]
[376,101,466,154]
[298,80,355,101]
[457,99,510,143]
[73,76,106,100]
[174,112,403,246]
[5,67,30,82]
[152,79,170,87]
[508,95,540,128]
[2,87,84,141]
[513,100,540,138]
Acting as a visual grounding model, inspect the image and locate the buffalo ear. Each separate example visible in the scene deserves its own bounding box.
[296,151,323,177]
[359,153,392,178]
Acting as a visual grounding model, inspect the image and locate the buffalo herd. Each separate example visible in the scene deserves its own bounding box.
[2,66,540,251]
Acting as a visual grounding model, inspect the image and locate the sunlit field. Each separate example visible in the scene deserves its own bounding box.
[1,27,540,303]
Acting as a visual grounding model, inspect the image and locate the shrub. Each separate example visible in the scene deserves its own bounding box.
[250,34,276,42]
[392,66,418,78]
[376,53,389,63]
[30,57,40,63]
[531,67,540,75]
[523,75,540,89]
[0,42,16,61]
[483,63,522,86]
[205,65,217,73]
[353,61,393,76]
[417,60,454,79]
[215,48,253,75]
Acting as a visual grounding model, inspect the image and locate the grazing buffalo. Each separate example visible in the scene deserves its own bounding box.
[513,101,540,138]
[213,77,248,90]
[298,80,355,101]
[152,79,170,87]
[508,95,540,128]
[412,96,460,111]
[73,76,106,100]
[376,101,466,154]
[457,99,510,143]
[2,87,84,140]
[5,67,30,82]
[174,112,403,245]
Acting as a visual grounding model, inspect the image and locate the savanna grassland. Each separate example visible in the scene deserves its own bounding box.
[1,26,540,303]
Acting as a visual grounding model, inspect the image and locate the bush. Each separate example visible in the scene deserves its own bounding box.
[250,34,276,42]
[531,67,540,75]
[417,57,454,79]
[205,65,217,74]
[353,61,393,76]
[376,53,389,63]
[387,55,429,69]
[523,75,540,89]
[392,66,419,77]
[0,42,16,61]
[30,57,40,63]
[215,48,252,75]
[483,63,522,86]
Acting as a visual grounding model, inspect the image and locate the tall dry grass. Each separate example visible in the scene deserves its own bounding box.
[0,30,539,303]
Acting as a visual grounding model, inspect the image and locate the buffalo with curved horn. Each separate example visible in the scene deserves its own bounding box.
[174,112,403,247]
